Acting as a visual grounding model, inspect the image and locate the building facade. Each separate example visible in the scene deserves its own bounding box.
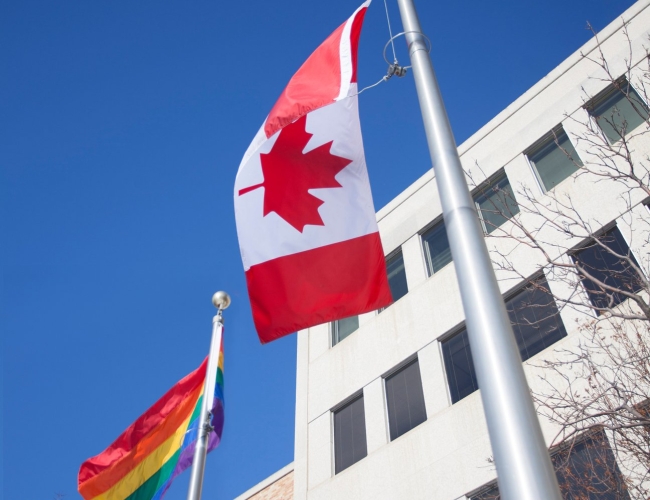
[241,1,650,498]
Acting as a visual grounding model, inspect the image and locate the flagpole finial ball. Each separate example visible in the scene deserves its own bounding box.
[212,291,231,310]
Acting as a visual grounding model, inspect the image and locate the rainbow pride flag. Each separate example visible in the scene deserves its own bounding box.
[78,344,224,500]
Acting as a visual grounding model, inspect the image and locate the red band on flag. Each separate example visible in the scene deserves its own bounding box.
[263,5,369,139]
[349,6,367,84]
[264,23,345,139]
[245,232,393,343]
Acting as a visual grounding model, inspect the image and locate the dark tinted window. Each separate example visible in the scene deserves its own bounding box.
[474,174,520,234]
[470,432,630,500]
[422,221,452,275]
[506,276,568,362]
[553,433,630,499]
[528,128,583,191]
[573,227,642,312]
[332,316,359,345]
[441,328,478,404]
[471,483,500,500]
[334,395,367,474]
[386,251,408,303]
[590,80,650,144]
[385,359,427,441]
[443,275,567,403]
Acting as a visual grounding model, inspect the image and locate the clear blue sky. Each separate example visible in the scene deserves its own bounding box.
[2,1,637,498]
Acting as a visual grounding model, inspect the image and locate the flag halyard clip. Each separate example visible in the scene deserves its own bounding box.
[387,63,408,79]
[202,416,214,434]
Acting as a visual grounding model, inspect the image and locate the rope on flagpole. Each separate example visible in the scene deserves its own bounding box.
[383,0,398,64]
[383,31,431,70]
[349,0,404,98]
[347,31,430,98]
[350,76,390,97]
[347,0,433,102]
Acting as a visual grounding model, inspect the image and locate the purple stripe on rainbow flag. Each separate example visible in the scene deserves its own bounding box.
[151,355,225,500]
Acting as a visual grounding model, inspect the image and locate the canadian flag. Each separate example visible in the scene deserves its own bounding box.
[235,0,392,343]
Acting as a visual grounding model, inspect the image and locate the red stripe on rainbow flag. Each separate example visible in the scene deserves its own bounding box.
[78,359,207,488]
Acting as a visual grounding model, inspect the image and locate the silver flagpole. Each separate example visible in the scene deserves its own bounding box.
[394,1,561,498]
[186,291,231,500]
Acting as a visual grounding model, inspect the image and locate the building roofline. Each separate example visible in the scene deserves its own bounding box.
[233,462,295,500]
[376,0,650,223]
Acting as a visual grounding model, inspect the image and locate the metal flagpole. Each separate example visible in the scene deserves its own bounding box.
[394,1,561,498]
[186,291,231,500]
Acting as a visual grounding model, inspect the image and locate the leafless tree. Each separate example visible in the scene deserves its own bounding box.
[467,22,650,499]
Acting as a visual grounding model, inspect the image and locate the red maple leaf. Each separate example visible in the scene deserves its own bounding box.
[239,114,352,232]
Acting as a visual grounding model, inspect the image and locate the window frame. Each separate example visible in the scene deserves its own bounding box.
[383,355,427,441]
[468,480,500,500]
[569,222,617,317]
[471,170,520,235]
[420,217,453,277]
[331,391,368,475]
[331,315,360,347]
[586,76,650,144]
[440,323,478,404]
[468,429,630,500]
[436,336,457,407]
[441,273,568,404]
[570,223,644,314]
[504,273,569,361]
[550,430,630,499]
[525,125,583,193]
[381,248,409,311]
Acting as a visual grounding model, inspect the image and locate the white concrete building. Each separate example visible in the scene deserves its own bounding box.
[240,2,650,498]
